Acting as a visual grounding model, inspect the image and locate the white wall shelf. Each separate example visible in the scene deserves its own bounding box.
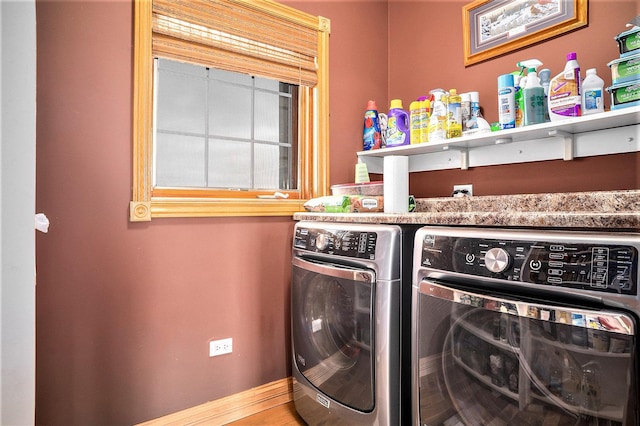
[357,106,640,173]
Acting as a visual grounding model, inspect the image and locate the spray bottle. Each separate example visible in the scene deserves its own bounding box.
[523,67,545,125]
[428,89,447,142]
[539,68,551,122]
[511,73,524,127]
[513,60,543,127]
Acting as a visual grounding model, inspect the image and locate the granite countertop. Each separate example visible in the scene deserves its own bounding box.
[293,190,640,230]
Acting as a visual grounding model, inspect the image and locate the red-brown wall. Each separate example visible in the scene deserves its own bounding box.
[35,0,638,425]
[35,1,389,424]
[388,0,639,196]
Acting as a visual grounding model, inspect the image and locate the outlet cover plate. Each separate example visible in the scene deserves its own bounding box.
[209,338,233,357]
[453,184,473,196]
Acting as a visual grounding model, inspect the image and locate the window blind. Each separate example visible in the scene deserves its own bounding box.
[152,0,319,86]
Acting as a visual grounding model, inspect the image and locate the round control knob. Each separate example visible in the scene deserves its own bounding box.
[315,233,330,250]
[485,247,510,273]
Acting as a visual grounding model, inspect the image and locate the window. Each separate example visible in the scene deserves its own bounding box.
[130,0,330,221]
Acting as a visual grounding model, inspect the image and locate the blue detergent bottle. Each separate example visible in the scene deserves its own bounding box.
[385,99,410,147]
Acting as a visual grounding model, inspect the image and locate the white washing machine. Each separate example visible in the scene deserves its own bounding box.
[291,221,416,425]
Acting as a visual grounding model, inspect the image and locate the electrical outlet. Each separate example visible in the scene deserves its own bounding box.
[209,338,233,357]
[453,184,473,197]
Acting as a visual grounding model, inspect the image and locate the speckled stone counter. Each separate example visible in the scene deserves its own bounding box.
[293,190,640,230]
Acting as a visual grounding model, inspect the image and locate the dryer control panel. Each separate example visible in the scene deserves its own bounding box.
[419,233,638,295]
[294,226,377,259]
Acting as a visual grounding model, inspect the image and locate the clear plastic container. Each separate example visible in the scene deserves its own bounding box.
[331,181,383,196]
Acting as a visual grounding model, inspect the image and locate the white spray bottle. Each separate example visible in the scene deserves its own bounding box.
[523,66,545,125]
[516,59,543,87]
[516,59,544,126]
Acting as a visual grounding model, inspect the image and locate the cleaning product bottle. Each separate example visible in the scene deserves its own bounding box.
[582,68,605,115]
[460,92,471,132]
[410,99,422,144]
[523,67,546,125]
[428,90,447,142]
[539,68,551,122]
[385,99,410,147]
[497,74,516,130]
[549,52,582,121]
[512,73,524,127]
[362,100,382,150]
[418,96,430,143]
[446,89,462,139]
[467,91,481,130]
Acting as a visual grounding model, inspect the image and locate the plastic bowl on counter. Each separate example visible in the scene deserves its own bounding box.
[331,181,384,196]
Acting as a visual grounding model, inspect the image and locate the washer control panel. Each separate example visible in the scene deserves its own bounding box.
[294,226,377,259]
[419,234,638,295]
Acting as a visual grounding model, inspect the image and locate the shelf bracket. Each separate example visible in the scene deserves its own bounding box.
[549,129,574,161]
[442,146,469,170]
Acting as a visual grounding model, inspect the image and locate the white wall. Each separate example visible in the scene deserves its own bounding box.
[1,0,36,423]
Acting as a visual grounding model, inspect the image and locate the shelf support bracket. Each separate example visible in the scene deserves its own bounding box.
[549,129,574,161]
[442,146,469,170]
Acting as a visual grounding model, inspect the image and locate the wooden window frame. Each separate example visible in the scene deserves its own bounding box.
[129,0,330,221]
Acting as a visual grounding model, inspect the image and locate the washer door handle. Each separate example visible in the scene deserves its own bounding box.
[293,256,374,283]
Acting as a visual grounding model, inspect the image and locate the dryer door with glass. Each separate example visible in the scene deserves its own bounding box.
[292,256,375,412]
[414,279,638,426]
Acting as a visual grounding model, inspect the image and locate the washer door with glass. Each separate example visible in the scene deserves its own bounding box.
[292,256,375,412]
[415,279,637,426]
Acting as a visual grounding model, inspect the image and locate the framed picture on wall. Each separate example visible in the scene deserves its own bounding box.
[463,0,588,66]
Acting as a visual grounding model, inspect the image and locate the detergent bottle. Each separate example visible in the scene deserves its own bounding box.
[549,52,582,121]
[362,100,382,150]
[385,99,410,147]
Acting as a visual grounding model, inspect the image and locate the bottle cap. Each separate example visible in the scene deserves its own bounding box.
[366,100,378,110]
[449,88,457,95]
[586,68,596,75]
[567,52,577,61]
[417,96,427,101]
[469,91,480,103]
[390,99,403,109]
[498,74,514,89]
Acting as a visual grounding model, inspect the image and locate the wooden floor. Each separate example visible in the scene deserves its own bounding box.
[227,402,306,425]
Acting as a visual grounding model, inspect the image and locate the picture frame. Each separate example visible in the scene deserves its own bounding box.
[463,0,588,66]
